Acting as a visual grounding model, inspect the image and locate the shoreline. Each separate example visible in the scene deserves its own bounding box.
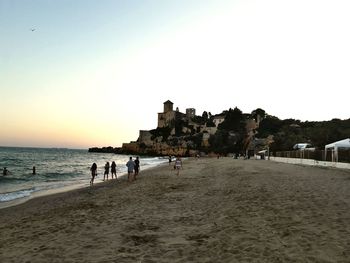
[0,182,89,210]
[0,148,169,210]
[1,158,350,262]
[0,161,168,210]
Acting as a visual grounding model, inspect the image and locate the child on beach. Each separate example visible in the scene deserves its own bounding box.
[126,157,135,182]
[90,163,97,186]
[175,156,182,176]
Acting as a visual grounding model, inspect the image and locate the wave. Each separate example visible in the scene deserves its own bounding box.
[0,188,36,202]
[0,176,31,183]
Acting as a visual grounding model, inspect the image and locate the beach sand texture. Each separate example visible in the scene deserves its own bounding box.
[1,158,350,262]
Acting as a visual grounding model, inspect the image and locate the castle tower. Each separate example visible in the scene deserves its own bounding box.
[163,100,173,113]
[158,100,176,128]
[186,108,196,119]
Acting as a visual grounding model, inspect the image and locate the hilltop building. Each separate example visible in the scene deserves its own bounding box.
[157,100,176,128]
[213,115,225,127]
[118,100,267,156]
[122,100,221,155]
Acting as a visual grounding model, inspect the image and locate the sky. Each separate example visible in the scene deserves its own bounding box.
[1,0,349,149]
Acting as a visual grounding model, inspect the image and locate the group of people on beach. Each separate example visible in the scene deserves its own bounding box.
[89,156,140,186]
[126,156,140,182]
[89,155,183,186]
[101,161,117,181]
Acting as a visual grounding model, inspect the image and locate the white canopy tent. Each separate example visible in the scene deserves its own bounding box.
[324,138,350,162]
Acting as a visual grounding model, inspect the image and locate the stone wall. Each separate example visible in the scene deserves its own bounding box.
[157,111,176,128]
[139,130,153,146]
[122,142,140,154]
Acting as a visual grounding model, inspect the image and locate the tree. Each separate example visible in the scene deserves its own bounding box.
[209,130,229,153]
[251,108,266,122]
[257,115,283,138]
[218,107,245,133]
[202,111,208,120]
[209,107,246,153]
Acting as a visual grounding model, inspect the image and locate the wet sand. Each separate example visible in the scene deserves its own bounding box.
[1,158,350,262]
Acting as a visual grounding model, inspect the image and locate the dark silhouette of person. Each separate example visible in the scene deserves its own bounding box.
[104,161,110,181]
[168,155,172,165]
[111,161,117,179]
[126,157,135,182]
[3,167,9,176]
[134,157,140,179]
[90,163,97,186]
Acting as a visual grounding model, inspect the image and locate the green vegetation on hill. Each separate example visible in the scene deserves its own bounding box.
[149,105,350,155]
[206,106,349,154]
[208,107,246,154]
[90,105,349,156]
[257,116,350,151]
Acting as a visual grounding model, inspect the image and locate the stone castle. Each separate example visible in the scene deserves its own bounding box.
[121,100,225,156]
[89,100,268,156]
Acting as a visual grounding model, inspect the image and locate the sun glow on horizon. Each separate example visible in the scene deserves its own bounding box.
[1,0,349,148]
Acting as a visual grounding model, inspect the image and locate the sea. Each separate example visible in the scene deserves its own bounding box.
[0,147,168,207]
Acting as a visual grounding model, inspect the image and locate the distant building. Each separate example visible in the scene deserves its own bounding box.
[158,100,176,128]
[213,115,225,127]
[100,99,272,157]
[186,108,196,119]
[163,100,173,112]
[157,100,192,129]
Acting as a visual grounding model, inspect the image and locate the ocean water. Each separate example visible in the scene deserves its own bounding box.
[0,147,168,206]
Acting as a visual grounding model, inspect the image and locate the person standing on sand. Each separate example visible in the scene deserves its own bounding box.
[126,157,135,182]
[175,156,182,176]
[103,161,110,181]
[134,156,140,179]
[90,163,97,186]
[168,155,172,165]
[111,161,117,179]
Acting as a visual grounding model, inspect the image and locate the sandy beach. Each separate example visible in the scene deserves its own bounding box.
[1,158,350,262]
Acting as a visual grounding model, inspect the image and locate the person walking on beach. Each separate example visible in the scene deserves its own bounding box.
[111,161,117,179]
[90,163,97,186]
[126,157,135,182]
[103,161,110,181]
[175,156,182,176]
[134,156,140,179]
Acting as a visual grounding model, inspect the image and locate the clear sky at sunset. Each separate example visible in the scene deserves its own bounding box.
[1,0,349,149]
